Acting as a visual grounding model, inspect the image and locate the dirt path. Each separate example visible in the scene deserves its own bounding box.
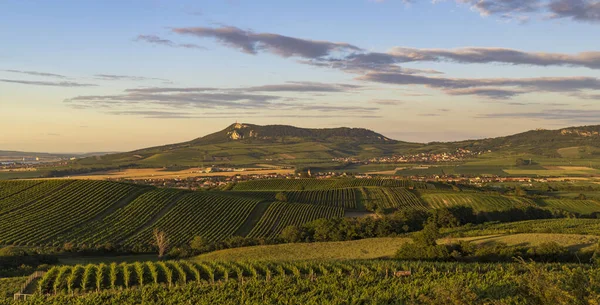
[235,201,272,237]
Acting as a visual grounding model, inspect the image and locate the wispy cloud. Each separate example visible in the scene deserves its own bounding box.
[108,110,381,119]
[387,0,600,24]
[135,35,205,49]
[357,73,600,97]
[94,74,171,83]
[64,81,377,115]
[0,79,96,87]
[3,69,68,79]
[370,99,405,105]
[170,26,361,58]
[478,109,600,123]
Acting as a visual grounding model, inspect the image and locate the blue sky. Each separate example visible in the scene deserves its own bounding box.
[1,0,599,152]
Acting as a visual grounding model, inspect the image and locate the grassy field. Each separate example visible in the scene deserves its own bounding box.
[443,218,600,237]
[194,237,411,261]
[195,233,599,262]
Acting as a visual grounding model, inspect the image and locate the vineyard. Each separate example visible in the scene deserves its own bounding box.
[0,180,40,200]
[0,180,144,246]
[228,188,359,209]
[540,199,600,214]
[0,180,73,215]
[360,187,426,210]
[48,188,185,246]
[10,260,598,305]
[443,218,600,237]
[247,202,344,238]
[419,192,534,212]
[233,178,428,191]
[0,180,354,248]
[123,192,261,246]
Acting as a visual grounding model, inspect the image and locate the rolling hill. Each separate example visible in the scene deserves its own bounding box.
[69,123,600,169]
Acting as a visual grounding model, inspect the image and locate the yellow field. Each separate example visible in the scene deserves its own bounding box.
[42,167,294,180]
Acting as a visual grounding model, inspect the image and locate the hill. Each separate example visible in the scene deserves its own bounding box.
[72,122,418,168]
[69,123,600,170]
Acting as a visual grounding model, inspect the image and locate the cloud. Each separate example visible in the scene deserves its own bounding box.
[3,70,68,79]
[357,73,600,97]
[549,0,600,23]
[388,47,600,69]
[0,79,96,87]
[124,82,362,94]
[459,0,542,16]
[135,35,205,49]
[455,0,600,23]
[444,87,525,99]
[244,81,362,92]
[95,74,171,82]
[478,109,600,123]
[170,26,362,58]
[64,82,377,114]
[108,110,381,119]
[370,99,405,105]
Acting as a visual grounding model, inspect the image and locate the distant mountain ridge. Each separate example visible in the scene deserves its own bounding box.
[73,123,600,167]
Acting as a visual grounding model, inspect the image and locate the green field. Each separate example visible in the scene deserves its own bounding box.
[247,202,344,239]
[360,187,426,210]
[443,218,600,237]
[0,180,356,248]
[229,188,360,209]
[196,233,599,262]
[419,192,534,212]
[3,261,597,304]
[540,199,600,214]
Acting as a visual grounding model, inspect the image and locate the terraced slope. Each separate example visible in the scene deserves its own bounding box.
[247,202,344,239]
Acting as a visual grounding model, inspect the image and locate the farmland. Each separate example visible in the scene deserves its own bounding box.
[247,202,344,239]
[360,187,426,210]
[419,192,534,212]
[4,260,600,304]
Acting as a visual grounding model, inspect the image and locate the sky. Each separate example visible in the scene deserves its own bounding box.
[1,0,599,153]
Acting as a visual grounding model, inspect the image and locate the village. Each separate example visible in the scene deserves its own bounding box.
[332,148,489,164]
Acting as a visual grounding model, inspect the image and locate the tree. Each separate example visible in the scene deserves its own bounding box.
[280,225,303,243]
[153,228,169,259]
[577,193,587,200]
[414,221,441,247]
[189,236,206,251]
[275,192,288,202]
